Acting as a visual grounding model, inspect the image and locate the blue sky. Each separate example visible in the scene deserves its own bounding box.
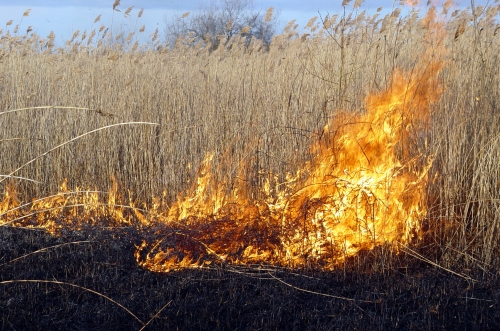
[0,0,487,44]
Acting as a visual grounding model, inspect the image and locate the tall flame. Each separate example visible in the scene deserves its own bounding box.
[134,58,444,272]
[0,61,444,273]
[278,62,442,268]
[0,6,447,273]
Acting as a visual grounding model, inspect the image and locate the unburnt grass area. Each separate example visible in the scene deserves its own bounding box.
[1,224,499,331]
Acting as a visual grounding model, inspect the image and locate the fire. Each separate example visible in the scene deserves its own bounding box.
[0,176,147,232]
[134,58,443,272]
[277,64,442,268]
[0,6,447,273]
[0,60,443,274]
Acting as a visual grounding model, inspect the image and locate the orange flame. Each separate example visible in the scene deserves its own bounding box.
[134,56,444,271]
[1,6,447,273]
[0,176,147,232]
[0,64,444,273]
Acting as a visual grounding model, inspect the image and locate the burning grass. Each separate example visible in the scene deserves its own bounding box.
[134,56,443,272]
[1,1,500,329]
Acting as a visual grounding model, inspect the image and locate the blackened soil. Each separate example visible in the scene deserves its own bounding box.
[1,225,499,331]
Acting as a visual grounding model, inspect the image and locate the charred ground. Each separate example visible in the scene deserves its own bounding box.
[1,224,499,331]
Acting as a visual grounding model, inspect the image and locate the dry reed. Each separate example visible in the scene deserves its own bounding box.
[0,2,499,273]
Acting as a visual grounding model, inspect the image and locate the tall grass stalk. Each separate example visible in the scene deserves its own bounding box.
[1,2,499,273]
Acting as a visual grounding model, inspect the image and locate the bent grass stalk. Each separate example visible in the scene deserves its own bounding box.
[0,2,499,271]
[0,240,94,267]
[0,122,159,185]
[0,279,144,325]
[0,106,114,117]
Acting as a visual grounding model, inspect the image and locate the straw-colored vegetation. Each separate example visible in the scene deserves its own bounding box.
[1,1,500,274]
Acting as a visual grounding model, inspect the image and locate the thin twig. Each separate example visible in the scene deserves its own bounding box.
[459,296,493,302]
[0,279,144,325]
[399,243,477,283]
[0,122,159,185]
[0,175,41,184]
[0,137,43,142]
[267,271,372,303]
[0,106,114,117]
[138,300,172,331]
[0,241,94,267]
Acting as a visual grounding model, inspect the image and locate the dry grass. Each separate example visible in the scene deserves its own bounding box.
[0,2,499,275]
[1,4,500,329]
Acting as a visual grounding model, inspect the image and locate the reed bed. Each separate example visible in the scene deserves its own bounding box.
[2,2,500,330]
[0,2,499,274]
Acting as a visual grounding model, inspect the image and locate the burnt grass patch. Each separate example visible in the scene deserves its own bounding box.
[1,224,500,331]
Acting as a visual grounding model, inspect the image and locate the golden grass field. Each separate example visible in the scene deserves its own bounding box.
[2,2,500,329]
[1,0,499,277]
